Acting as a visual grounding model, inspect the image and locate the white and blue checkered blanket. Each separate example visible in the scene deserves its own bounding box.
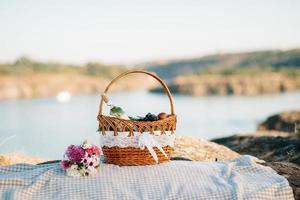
[0,156,294,200]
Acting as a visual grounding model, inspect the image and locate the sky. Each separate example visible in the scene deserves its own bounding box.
[0,0,300,64]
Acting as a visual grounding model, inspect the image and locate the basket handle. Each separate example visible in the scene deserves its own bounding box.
[98,70,175,116]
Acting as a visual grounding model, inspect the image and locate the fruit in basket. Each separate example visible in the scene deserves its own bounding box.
[110,106,129,120]
[158,112,168,120]
[145,113,158,121]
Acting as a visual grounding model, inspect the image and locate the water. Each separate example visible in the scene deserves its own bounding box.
[1,90,300,159]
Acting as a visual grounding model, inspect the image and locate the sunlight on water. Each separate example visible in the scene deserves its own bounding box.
[1,90,300,159]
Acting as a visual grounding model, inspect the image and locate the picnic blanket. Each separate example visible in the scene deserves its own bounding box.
[0,155,294,200]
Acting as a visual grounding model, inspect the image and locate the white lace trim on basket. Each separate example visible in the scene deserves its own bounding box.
[100,131,175,163]
[99,131,175,148]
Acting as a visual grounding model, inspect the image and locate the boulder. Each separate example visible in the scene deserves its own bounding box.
[258,110,300,133]
[212,131,300,165]
[172,136,239,161]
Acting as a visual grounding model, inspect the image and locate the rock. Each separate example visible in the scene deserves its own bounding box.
[212,131,300,165]
[258,110,300,133]
[172,136,240,161]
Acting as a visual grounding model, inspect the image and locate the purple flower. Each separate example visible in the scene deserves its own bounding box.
[60,160,70,170]
[65,145,85,163]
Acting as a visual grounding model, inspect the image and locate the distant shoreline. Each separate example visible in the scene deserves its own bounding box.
[0,73,156,101]
[2,72,300,100]
[150,73,300,96]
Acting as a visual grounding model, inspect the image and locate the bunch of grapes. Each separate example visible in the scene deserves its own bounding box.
[144,113,158,121]
[129,112,168,122]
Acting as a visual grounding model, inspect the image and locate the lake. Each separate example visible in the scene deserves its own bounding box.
[1,90,300,159]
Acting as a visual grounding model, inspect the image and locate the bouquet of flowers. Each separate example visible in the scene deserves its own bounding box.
[61,140,101,177]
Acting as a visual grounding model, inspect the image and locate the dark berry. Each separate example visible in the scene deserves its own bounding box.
[144,113,158,121]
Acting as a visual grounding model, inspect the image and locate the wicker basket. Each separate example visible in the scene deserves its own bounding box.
[97,70,177,166]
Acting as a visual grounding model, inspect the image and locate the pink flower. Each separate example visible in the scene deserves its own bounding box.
[65,145,85,163]
[86,145,101,156]
[60,160,70,170]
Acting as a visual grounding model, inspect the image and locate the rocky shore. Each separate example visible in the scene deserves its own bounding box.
[2,107,300,198]
[0,134,299,198]
[212,131,300,164]
[150,74,300,96]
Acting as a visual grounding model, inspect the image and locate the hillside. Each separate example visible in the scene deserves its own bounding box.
[146,49,300,96]
[144,49,300,79]
[150,73,300,96]
[0,57,126,78]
